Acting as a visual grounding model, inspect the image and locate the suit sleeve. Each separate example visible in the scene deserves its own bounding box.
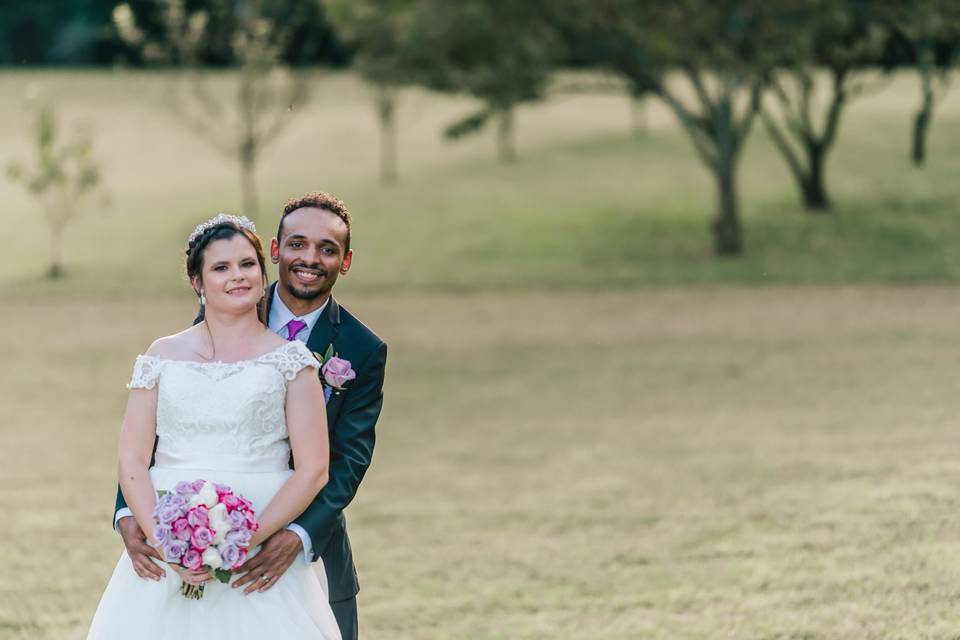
[114,484,129,518]
[293,341,387,560]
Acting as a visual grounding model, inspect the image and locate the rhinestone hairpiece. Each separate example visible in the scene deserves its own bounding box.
[188,213,257,244]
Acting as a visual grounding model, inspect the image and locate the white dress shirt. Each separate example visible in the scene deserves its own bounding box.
[116,287,330,564]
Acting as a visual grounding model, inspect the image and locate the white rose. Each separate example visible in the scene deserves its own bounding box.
[188,494,204,508]
[202,546,223,570]
[208,503,231,544]
[198,481,218,508]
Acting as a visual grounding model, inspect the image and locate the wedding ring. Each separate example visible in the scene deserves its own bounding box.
[261,575,270,581]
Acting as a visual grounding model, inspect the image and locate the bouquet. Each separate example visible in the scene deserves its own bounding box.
[152,479,260,599]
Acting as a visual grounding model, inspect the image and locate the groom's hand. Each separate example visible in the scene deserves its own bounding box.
[117,516,165,581]
[232,529,303,594]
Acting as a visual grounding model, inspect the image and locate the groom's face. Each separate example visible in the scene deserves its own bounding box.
[271,207,352,303]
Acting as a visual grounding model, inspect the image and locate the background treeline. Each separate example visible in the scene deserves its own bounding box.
[0,0,348,66]
[5,0,955,68]
[7,0,960,263]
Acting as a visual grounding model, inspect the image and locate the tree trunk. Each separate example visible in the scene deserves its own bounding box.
[240,139,258,215]
[800,143,830,212]
[377,90,398,185]
[48,221,65,278]
[712,165,742,256]
[912,45,935,167]
[912,98,932,167]
[495,107,516,162]
[630,93,648,138]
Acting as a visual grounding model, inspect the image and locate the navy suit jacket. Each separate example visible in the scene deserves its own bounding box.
[114,283,387,602]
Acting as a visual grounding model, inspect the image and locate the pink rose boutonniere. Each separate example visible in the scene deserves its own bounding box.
[314,345,356,403]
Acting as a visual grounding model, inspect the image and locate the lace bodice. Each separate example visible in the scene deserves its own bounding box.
[128,341,319,471]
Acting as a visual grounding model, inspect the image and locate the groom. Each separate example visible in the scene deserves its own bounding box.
[114,191,387,640]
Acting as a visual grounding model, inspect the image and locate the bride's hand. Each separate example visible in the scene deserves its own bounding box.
[168,563,213,586]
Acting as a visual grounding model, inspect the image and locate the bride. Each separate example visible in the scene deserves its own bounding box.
[87,215,341,639]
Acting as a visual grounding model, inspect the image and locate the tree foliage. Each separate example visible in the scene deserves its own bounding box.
[403,0,563,162]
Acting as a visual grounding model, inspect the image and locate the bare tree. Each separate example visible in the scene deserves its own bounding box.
[113,0,309,215]
[7,95,107,278]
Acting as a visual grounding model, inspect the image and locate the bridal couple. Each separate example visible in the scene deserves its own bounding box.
[87,191,387,640]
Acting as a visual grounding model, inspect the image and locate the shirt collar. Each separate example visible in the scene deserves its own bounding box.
[268,285,329,337]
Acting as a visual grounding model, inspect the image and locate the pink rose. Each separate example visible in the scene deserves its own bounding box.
[236,548,248,566]
[244,510,260,532]
[171,518,191,541]
[322,357,356,390]
[238,497,253,511]
[182,548,202,570]
[221,494,240,510]
[187,505,209,528]
[190,526,213,551]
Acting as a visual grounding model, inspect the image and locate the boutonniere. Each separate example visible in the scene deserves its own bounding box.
[313,345,356,403]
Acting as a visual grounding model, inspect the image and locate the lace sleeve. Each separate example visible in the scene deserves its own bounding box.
[263,341,321,381]
[127,355,164,390]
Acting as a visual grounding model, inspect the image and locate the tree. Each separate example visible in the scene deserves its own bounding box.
[882,1,960,166]
[113,0,310,215]
[761,1,887,211]
[579,0,787,256]
[7,96,107,278]
[327,0,420,184]
[405,0,562,162]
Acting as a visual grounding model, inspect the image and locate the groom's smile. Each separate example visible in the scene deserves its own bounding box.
[271,204,353,316]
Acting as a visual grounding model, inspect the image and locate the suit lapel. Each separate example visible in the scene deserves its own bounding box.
[305,295,341,358]
[265,282,277,320]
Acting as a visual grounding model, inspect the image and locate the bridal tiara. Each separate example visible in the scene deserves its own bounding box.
[188,213,257,244]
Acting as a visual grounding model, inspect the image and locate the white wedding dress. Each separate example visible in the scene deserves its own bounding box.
[87,340,341,640]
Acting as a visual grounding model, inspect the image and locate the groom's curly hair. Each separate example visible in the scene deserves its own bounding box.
[277,191,353,253]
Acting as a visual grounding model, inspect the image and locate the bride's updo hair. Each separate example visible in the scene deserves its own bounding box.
[185,217,269,325]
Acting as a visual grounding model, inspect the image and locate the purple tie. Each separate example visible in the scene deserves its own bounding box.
[284,319,307,341]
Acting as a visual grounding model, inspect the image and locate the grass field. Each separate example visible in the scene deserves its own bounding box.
[4,69,960,639]
[6,289,960,638]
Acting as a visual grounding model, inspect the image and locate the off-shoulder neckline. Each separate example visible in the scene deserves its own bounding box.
[136,340,309,366]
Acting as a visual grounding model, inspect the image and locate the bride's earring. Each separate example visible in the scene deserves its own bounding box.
[200,290,206,306]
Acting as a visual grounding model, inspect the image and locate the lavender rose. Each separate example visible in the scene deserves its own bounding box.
[162,539,188,562]
[219,543,240,569]
[225,528,251,547]
[153,525,172,544]
[227,510,247,529]
[156,503,182,525]
[175,480,197,496]
[322,357,356,390]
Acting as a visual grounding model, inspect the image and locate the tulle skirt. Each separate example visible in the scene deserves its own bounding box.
[86,464,341,640]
